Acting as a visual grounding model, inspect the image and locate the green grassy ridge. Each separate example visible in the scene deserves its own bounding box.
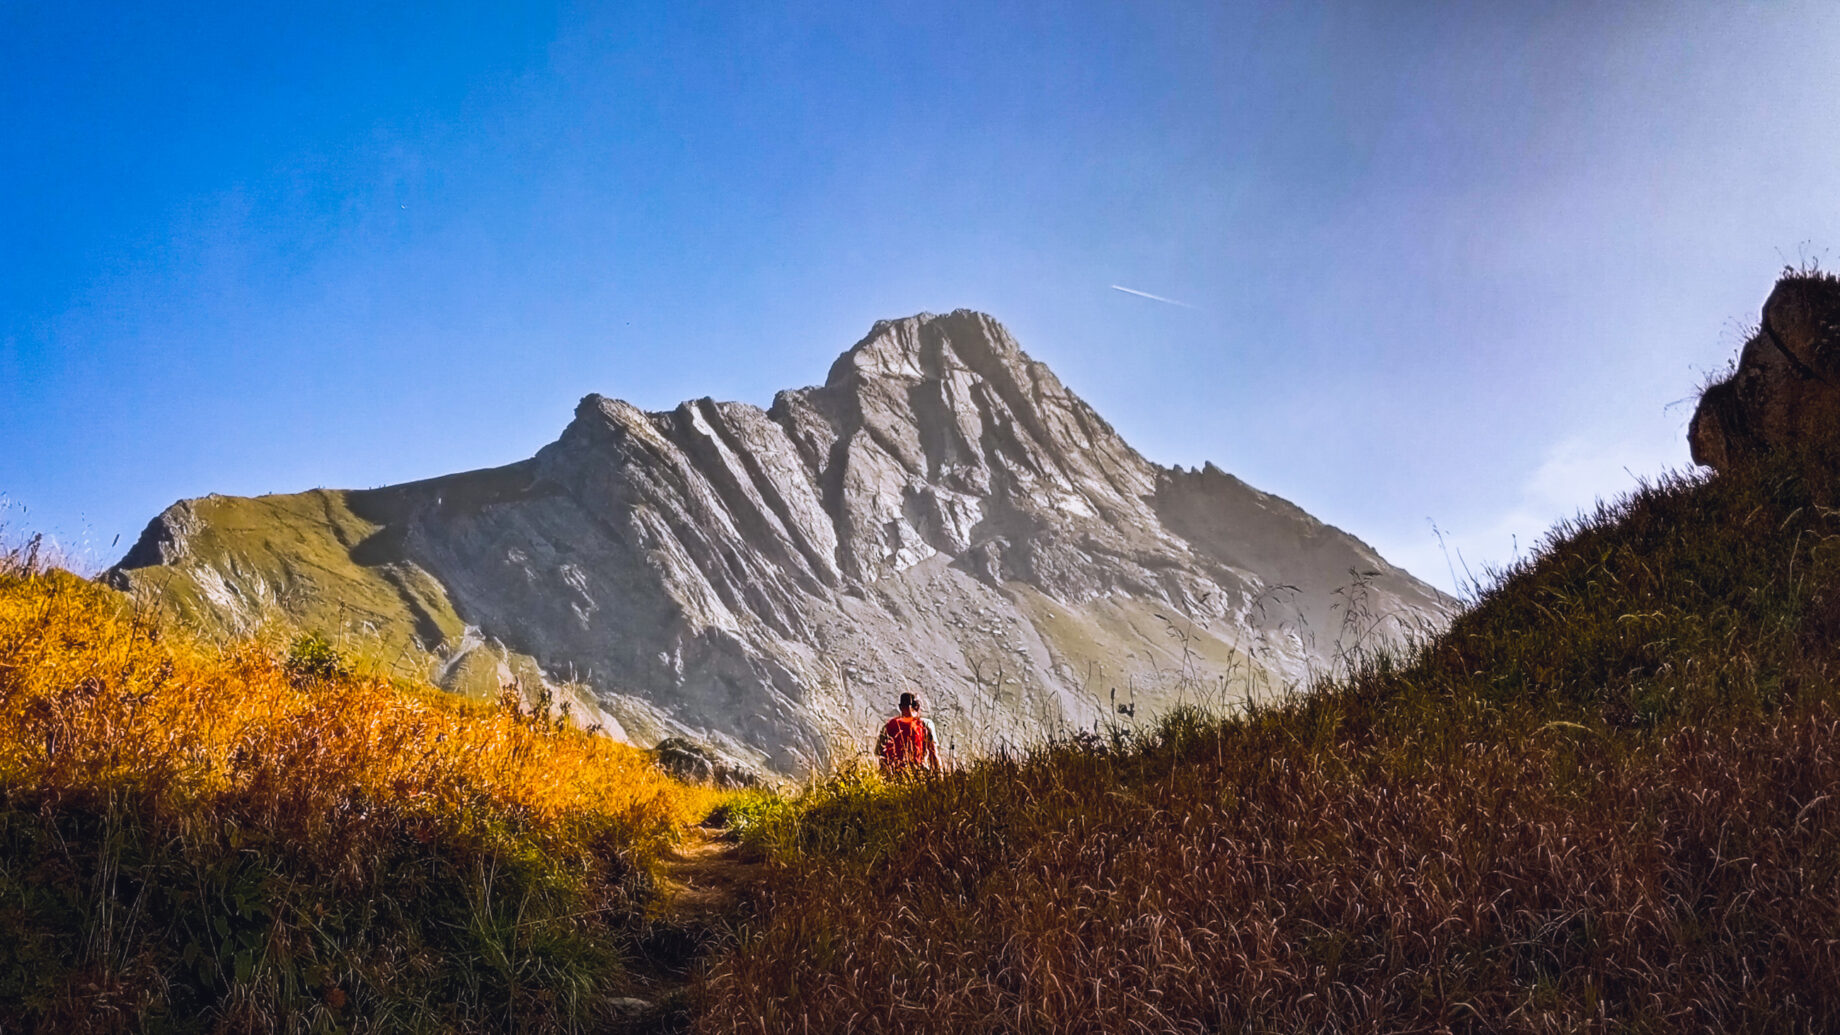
[108,488,594,710]
[113,489,464,652]
[700,450,1840,1031]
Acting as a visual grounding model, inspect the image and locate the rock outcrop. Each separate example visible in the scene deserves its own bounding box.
[110,310,1451,775]
[1691,274,1840,472]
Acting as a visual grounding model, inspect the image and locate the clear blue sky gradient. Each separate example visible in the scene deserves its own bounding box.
[4,2,1839,592]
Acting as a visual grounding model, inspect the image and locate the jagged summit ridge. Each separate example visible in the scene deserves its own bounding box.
[111,310,1451,775]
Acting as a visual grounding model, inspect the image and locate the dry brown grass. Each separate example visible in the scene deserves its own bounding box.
[702,449,1840,1033]
[713,709,1840,1032]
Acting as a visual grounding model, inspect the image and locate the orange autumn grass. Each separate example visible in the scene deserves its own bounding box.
[0,570,715,839]
[0,546,721,1030]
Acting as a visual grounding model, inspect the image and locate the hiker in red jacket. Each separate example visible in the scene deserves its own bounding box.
[877,691,939,775]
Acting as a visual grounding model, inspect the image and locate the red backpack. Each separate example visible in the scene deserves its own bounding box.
[880,715,927,769]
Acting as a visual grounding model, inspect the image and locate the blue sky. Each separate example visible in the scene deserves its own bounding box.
[4,2,1838,593]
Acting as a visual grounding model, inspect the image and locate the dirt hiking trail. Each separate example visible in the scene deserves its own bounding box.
[615,819,767,1031]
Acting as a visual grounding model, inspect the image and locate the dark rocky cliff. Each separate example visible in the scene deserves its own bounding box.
[1691,273,1840,473]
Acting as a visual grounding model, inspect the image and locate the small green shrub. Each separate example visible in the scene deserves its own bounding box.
[708,787,787,835]
[284,631,350,685]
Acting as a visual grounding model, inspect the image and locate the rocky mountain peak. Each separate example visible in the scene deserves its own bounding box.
[824,309,1024,390]
[110,311,1451,776]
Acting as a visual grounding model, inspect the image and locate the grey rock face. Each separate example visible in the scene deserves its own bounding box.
[1692,275,1840,472]
[653,737,760,789]
[111,311,1451,775]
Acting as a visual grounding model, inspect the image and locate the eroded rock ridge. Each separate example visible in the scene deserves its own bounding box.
[111,311,1451,775]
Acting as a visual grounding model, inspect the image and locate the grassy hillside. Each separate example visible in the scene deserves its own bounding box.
[110,490,466,658]
[108,484,632,730]
[699,445,1840,1031]
[0,538,720,1031]
[18,277,1840,1031]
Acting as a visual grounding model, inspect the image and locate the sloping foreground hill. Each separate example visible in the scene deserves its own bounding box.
[108,310,1449,777]
[0,540,719,1031]
[698,276,1840,1032]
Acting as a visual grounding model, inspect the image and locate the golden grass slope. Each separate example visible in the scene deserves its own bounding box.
[0,551,719,1030]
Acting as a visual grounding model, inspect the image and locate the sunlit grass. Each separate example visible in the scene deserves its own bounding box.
[0,545,720,1030]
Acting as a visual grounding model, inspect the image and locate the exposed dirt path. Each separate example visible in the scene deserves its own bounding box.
[616,821,768,1031]
[657,824,765,920]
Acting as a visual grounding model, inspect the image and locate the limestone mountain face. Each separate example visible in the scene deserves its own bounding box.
[110,311,1451,775]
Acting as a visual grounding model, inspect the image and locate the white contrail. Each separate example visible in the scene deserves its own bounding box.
[1109,284,1197,309]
